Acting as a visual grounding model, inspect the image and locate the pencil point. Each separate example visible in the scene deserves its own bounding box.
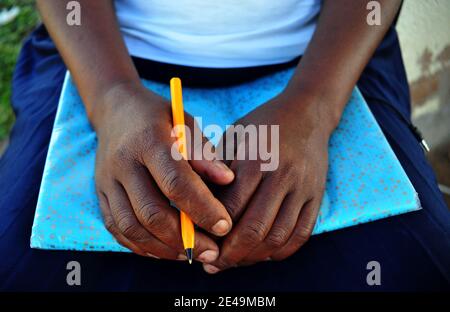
[185,248,193,264]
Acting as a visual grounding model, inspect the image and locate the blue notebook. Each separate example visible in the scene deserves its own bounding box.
[31,68,421,252]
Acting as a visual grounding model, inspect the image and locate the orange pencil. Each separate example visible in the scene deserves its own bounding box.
[170,77,195,264]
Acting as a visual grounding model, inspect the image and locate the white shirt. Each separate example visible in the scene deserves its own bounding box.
[114,0,321,68]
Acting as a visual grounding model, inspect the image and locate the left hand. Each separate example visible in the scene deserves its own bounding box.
[203,91,334,273]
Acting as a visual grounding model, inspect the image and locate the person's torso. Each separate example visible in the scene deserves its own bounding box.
[114,0,322,68]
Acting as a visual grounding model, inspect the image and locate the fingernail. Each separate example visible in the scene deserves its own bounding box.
[212,219,231,236]
[203,264,220,274]
[146,253,160,259]
[214,160,231,172]
[216,162,234,179]
[197,250,219,263]
[177,253,188,261]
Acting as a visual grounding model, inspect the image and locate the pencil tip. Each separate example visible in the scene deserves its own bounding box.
[185,248,193,264]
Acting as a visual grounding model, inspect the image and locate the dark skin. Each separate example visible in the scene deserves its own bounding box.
[37,0,401,272]
[37,0,236,263]
[205,0,403,273]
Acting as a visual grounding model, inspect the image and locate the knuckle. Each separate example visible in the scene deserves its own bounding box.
[104,217,117,235]
[290,161,307,184]
[139,202,167,230]
[221,192,243,221]
[190,210,221,232]
[241,220,267,245]
[317,181,326,196]
[141,125,161,146]
[220,168,261,221]
[277,161,296,181]
[94,168,111,190]
[195,214,213,229]
[112,144,134,167]
[160,166,188,202]
[116,213,139,240]
[265,226,289,248]
[292,227,312,247]
[139,130,157,156]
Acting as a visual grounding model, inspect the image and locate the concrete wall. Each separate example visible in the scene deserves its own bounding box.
[397,0,450,148]
[396,0,450,204]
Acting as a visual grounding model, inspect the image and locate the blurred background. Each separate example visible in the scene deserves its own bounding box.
[0,0,449,206]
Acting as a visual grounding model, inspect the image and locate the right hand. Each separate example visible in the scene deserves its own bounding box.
[90,82,234,263]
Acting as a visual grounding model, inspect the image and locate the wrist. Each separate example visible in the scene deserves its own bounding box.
[87,79,143,132]
[279,87,342,138]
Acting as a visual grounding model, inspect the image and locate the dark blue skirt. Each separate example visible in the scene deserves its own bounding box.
[0,25,449,291]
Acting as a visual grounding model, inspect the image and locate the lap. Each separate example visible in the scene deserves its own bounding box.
[0,25,449,291]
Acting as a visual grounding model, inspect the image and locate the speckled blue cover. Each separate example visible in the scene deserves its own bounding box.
[31,68,421,252]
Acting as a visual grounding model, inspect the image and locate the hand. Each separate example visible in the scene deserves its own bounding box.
[91,82,234,262]
[204,92,332,273]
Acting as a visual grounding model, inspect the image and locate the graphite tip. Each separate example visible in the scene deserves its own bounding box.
[185,248,193,264]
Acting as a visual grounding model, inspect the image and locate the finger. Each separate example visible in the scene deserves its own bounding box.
[190,157,235,185]
[215,161,262,222]
[193,232,220,263]
[206,178,286,273]
[120,165,183,252]
[239,192,302,264]
[143,143,233,237]
[120,165,220,263]
[98,190,147,256]
[215,124,239,168]
[107,180,181,260]
[189,135,235,185]
[270,198,321,261]
[183,114,234,185]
